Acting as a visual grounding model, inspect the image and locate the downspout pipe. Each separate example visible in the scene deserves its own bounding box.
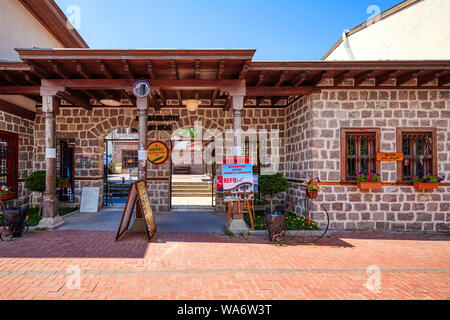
[342,30,355,60]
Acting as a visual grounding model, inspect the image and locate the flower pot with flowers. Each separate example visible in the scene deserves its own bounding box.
[412,174,445,190]
[0,185,14,200]
[356,170,382,190]
[303,177,322,199]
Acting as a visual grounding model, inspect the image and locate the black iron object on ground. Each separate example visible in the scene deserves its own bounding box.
[264,212,286,242]
[1,207,28,239]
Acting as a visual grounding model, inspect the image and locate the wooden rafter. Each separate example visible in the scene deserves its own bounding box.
[195,59,201,80]
[147,60,156,79]
[59,89,91,110]
[333,70,351,86]
[310,71,327,86]
[375,70,398,86]
[97,60,113,79]
[122,59,135,78]
[170,60,182,105]
[238,60,251,79]
[0,72,21,86]
[224,96,232,111]
[396,70,419,86]
[292,71,307,87]
[75,60,90,79]
[211,60,226,106]
[256,71,267,87]
[21,72,39,85]
[23,60,50,79]
[417,70,440,86]
[438,72,450,86]
[274,71,287,87]
[354,70,375,86]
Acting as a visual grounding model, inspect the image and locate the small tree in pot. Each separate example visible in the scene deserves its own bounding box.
[259,172,290,213]
[259,172,290,241]
[24,170,46,217]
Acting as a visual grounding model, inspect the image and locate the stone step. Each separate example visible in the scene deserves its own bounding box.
[172,193,212,197]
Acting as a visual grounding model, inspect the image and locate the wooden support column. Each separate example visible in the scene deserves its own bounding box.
[130,96,149,233]
[38,91,64,229]
[228,94,249,234]
[137,96,148,181]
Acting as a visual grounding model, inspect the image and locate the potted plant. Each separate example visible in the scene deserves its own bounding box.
[259,172,290,241]
[24,170,46,217]
[304,177,322,199]
[0,185,14,200]
[58,178,70,189]
[412,174,445,190]
[356,170,382,190]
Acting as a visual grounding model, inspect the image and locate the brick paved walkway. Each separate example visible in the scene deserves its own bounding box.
[0,230,449,300]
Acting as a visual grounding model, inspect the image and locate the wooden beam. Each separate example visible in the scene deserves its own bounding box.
[375,70,399,86]
[310,71,327,86]
[0,98,36,120]
[21,71,39,85]
[170,60,178,79]
[0,72,21,86]
[23,60,50,78]
[0,86,40,95]
[223,97,232,111]
[396,70,419,86]
[122,59,135,78]
[417,70,440,86]
[75,60,90,79]
[246,86,318,96]
[256,71,267,86]
[354,70,375,86]
[147,60,156,79]
[211,60,226,105]
[292,71,307,87]
[176,90,182,106]
[238,60,251,79]
[274,71,287,87]
[438,72,450,86]
[195,59,201,80]
[217,60,226,80]
[97,60,113,79]
[40,79,246,91]
[333,70,351,86]
[49,60,69,79]
[58,89,92,110]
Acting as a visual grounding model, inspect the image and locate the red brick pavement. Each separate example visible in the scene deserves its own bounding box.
[0,230,449,300]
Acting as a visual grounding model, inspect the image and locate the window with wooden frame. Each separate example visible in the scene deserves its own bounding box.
[0,130,19,199]
[122,150,138,168]
[341,128,380,182]
[397,128,437,181]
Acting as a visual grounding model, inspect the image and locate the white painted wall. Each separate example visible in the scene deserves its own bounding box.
[0,0,63,61]
[326,0,450,60]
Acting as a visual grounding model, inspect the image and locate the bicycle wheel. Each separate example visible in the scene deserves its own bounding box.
[284,198,330,243]
[0,222,13,241]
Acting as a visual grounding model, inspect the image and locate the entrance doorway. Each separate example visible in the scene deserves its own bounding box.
[170,128,215,210]
[103,128,139,207]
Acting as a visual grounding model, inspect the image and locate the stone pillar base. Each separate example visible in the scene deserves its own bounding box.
[37,215,65,229]
[229,218,249,234]
[129,218,147,233]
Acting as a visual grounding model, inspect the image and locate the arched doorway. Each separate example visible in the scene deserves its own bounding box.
[103,128,139,206]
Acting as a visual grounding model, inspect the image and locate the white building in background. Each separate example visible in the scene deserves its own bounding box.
[323,0,450,61]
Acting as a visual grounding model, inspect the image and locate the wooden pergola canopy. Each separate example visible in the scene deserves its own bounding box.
[0,49,449,110]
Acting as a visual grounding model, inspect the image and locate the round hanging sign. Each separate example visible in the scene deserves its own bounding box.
[133,80,151,98]
[147,141,169,165]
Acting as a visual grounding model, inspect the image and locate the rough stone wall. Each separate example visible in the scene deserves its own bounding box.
[0,111,34,207]
[285,89,450,232]
[33,106,286,212]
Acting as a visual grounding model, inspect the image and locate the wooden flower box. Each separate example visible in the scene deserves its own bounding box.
[357,182,382,190]
[59,182,70,189]
[413,182,440,190]
[0,192,14,201]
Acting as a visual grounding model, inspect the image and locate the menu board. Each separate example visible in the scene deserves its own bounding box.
[80,187,100,213]
[116,181,156,241]
[136,181,156,239]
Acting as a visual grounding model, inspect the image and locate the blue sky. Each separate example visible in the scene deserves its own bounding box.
[55,0,402,60]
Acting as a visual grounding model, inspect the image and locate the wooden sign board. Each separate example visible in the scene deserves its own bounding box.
[80,187,100,213]
[116,181,157,241]
[376,153,404,162]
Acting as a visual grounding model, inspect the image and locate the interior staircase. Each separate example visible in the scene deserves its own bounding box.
[171,181,213,197]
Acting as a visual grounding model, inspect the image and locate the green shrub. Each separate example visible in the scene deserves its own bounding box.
[258,172,289,213]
